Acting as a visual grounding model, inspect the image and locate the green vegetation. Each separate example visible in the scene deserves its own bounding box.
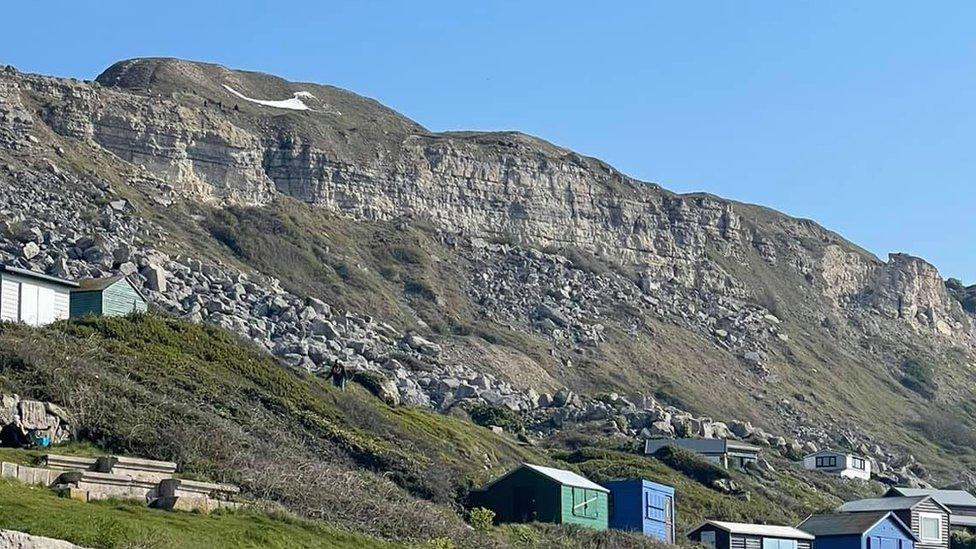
[551,442,878,531]
[468,507,495,532]
[650,445,730,486]
[0,314,539,543]
[0,442,105,467]
[952,531,976,549]
[465,403,524,433]
[901,358,937,398]
[0,479,394,549]
[0,314,891,547]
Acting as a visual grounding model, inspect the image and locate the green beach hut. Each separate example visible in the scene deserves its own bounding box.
[70,275,148,318]
[470,463,609,530]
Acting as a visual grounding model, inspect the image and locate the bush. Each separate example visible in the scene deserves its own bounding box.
[952,531,976,549]
[653,445,730,486]
[901,358,936,398]
[351,370,398,406]
[465,403,524,433]
[469,507,495,531]
[421,538,456,549]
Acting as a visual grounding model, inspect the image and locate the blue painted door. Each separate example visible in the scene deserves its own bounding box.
[644,490,674,541]
[869,536,900,549]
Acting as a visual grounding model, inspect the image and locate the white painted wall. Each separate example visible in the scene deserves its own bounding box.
[0,273,71,326]
[802,451,871,480]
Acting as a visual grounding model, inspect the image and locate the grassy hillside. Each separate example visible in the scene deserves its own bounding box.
[0,314,539,543]
[0,479,393,549]
[0,314,899,547]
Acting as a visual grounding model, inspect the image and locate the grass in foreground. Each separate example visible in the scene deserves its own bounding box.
[0,479,396,549]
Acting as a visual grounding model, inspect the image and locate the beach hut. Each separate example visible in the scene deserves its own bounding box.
[603,478,676,542]
[469,463,609,530]
[798,511,916,549]
[70,275,147,318]
[0,264,77,326]
[687,520,814,549]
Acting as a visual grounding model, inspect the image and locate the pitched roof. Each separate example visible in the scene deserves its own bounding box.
[798,512,917,540]
[74,275,147,301]
[838,496,950,514]
[76,275,125,291]
[886,487,976,508]
[695,521,815,540]
[522,463,609,492]
[645,438,760,455]
[0,264,78,287]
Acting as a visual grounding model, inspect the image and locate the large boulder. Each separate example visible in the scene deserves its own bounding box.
[403,333,442,356]
[142,263,167,292]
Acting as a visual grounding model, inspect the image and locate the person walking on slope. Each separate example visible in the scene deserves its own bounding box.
[330,359,347,391]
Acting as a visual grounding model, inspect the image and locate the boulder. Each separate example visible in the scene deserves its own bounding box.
[142,263,167,292]
[646,420,675,438]
[21,241,39,259]
[404,333,442,356]
[728,420,755,439]
[17,400,49,430]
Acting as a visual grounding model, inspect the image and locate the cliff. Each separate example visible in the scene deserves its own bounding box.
[1,58,975,489]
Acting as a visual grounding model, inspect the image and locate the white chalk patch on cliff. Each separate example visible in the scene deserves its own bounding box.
[222,84,314,111]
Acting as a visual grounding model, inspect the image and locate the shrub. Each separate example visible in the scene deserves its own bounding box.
[351,370,397,406]
[422,538,456,549]
[952,531,976,549]
[465,403,524,433]
[914,409,976,453]
[653,445,730,486]
[469,507,495,531]
[901,358,936,398]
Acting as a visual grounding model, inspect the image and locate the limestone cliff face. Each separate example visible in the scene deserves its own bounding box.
[865,254,968,334]
[12,61,748,293]
[3,59,972,337]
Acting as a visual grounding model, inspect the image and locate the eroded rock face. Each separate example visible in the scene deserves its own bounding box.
[8,64,748,294]
[2,60,975,488]
[865,253,968,335]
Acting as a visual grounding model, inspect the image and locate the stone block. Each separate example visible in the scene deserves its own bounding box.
[44,454,97,471]
[0,462,18,479]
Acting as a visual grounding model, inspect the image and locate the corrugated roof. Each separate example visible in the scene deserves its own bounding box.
[523,464,609,492]
[886,487,976,508]
[798,512,915,539]
[700,521,815,540]
[0,264,78,287]
[838,496,948,513]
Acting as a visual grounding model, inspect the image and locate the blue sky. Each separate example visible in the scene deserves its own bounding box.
[3,1,974,282]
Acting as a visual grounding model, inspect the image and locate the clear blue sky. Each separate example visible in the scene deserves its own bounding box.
[3,1,974,282]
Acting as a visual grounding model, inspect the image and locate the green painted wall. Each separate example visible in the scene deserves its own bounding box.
[70,279,147,319]
[101,279,147,316]
[560,485,609,531]
[69,291,102,318]
[473,468,561,524]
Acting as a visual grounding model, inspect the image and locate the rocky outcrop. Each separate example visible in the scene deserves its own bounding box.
[864,253,968,335]
[0,394,72,447]
[0,530,84,549]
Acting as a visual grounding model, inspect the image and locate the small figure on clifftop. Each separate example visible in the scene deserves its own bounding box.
[330,359,347,391]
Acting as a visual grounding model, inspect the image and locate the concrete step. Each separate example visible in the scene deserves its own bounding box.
[43,454,98,471]
[95,455,176,482]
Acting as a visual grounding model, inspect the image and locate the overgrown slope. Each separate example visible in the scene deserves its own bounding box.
[0,315,895,547]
